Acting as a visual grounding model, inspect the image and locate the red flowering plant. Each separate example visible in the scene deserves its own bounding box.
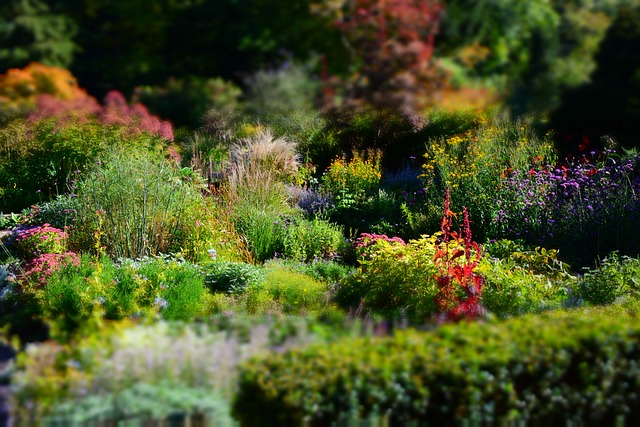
[433,189,485,321]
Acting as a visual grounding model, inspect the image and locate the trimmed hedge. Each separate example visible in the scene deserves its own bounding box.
[234,303,640,425]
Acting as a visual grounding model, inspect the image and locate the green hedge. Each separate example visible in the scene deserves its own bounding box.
[234,303,640,425]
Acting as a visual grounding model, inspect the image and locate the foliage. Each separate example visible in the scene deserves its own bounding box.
[70,149,210,260]
[439,0,621,113]
[282,215,344,262]
[46,382,234,425]
[490,149,640,267]
[226,128,300,211]
[321,150,381,206]
[265,258,352,285]
[323,0,445,118]
[551,3,640,151]
[27,194,79,229]
[14,223,67,259]
[235,303,640,425]
[478,242,577,318]
[233,209,288,263]
[32,90,174,141]
[0,87,173,212]
[420,113,556,241]
[204,261,266,295]
[579,253,640,306]
[28,254,207,336]
[261,264,329,314]
[20,251,79,287]
[134,76,242,129]
[0,63,86,111]
[433,191,484,321]
[10,320,280,419]
[0,1,76,71]
[334,233,439,322]
[243,58,321,115]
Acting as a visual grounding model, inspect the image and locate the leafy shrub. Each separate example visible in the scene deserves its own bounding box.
[299,259,352,285]
[117,256,206,321]
[47,382,234,426]
[235,303,640,425]
[334,234,439,322]
[28,194,80,229]
[282,216,344,262]
[0,63,88,111]
[204,261,265,295]
[14,224,67,259]
[31,254,207,336]
[579,253,640,305]
[321,150,381,206]
[70,149,209,259]
[261,264,328,314]
[478,258,574,317]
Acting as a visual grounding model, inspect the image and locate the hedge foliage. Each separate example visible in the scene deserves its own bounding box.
[234,303,640,425]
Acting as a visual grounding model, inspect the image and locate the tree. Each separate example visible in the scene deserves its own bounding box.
[439,0,623,113]
[320,0,445,121]
[551,3,640,153]
[0,0,76,71]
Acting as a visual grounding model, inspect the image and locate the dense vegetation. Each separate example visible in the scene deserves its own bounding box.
[2,0,640,425]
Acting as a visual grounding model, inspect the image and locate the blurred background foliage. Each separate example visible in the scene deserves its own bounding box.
[0,0,639,151]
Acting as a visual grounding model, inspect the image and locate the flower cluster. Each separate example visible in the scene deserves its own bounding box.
[30,90,174,141]
[15,224,68,259]
[22,252,80,287]
[492,151,640,264]
[321,150,382,204]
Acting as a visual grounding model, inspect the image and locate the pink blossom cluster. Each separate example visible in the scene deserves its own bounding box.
[29,90,174,141]
[354,233,406,258]
[22,252,80,287]
[354,233,406,250]
[15,224,68,259]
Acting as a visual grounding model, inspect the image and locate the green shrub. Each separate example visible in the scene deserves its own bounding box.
[34,254,207,336]
[118,256,206,321]
[321,150,382,206]
[288,258,352,285]
[235,303,640,425]
[0,117,165,212]
[262,265,328,314]
[29,194,80,229]
[579,253,640,305]
[204,261,265,295]
[334,234,439,322]
[70,149,209,259]
[47,383,234,425]
[478,257,574,317]
[282,216,344,262]
[234,208,287,263]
